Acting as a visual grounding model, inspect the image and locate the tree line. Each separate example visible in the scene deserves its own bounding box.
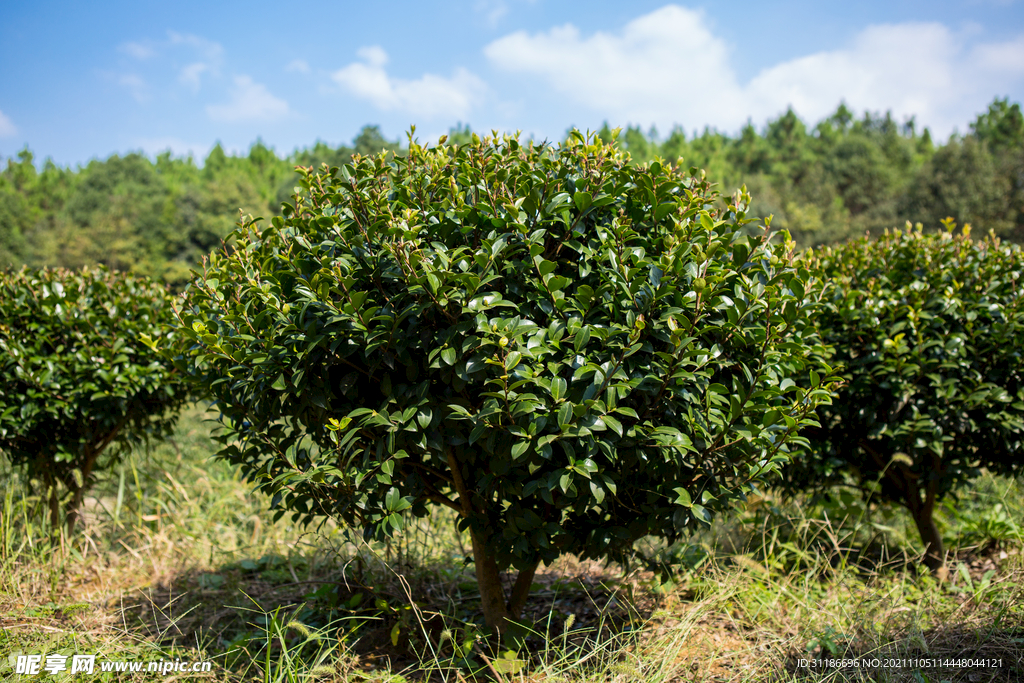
[0,125,403,286]
[1,100,1022,287]
[608,98,1023,247]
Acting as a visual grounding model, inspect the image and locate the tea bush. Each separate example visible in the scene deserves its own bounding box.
[0,266,190,533]
[174,131,836,632]
[786,221,1024,573]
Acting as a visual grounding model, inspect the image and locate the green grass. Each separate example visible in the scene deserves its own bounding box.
[2,405,1022,682]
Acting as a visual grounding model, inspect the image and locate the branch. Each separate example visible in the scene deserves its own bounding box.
[446,447,473,516]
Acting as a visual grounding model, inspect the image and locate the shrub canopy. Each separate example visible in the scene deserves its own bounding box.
[786,222,1024,572]
[175,131,835,630]
[0,266,190,532]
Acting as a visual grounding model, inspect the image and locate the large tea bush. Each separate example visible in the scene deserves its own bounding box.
[0,266,190,533]
[175,131,835,632]
[786,222,1024,574]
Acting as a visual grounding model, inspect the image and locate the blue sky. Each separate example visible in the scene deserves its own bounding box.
[1,0,1023,166]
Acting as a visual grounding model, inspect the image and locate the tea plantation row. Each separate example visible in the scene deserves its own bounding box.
[2,132,1021,633]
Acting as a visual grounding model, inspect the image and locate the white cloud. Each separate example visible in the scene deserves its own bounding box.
[118,74,150,103]
[206,75,290,123]
[120,41,155,60]
[120,32,223,65]
[356,45,388,67]
[332,46,486,119]
[476,0,509,27]
[179,62,209,91]
[746,23,959,129]
[115,31,223,97]
[286,59,310,74]
[0,109,17,137]
[167,31,223,62]
[474,0,537,28]
[169,33,223,91]
[485,6,743,127]
[484,4,1024,137]
[973,34,1024,74]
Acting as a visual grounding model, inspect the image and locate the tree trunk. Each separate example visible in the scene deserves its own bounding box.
[66,484,83,536]
[449,448,540,634]
[509,560,540,619]
[911,502,948,580]
[470,529,512,634]
[865,442,948,580]
[468,530,541,635]
[66,453,95,536]
[65,422,125,535]
[47,479,60,533]
[44,469,62,548]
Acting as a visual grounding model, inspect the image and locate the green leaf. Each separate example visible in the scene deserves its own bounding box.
[673,487,692,507]
[538,260,557,277]
[558,403,573,430]
[574,327,591,352]
[545,192,571,214]
[575,284,594,308]
[424,273,440,295]
[551,377,567,402]
[654,202,677,221]
[690,504,712,525]
[547,275,570,292]
[601,414,623,437]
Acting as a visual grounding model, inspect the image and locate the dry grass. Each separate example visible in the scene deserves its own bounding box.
[2,406,1023,682]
